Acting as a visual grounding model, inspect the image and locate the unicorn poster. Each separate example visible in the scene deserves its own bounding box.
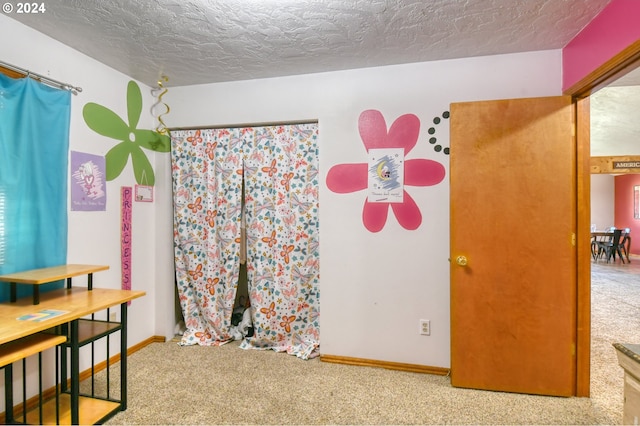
[367,148,404,203]
[70,151,106,211]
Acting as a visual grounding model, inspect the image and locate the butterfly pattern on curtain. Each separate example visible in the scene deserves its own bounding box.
[171,123,320,359]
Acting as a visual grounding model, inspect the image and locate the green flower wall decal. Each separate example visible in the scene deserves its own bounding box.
[83,81,170,185]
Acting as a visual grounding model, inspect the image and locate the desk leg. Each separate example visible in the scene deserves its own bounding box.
[10,283,15,303]
[60,323,69,393]
[120,302,128,411]
[4,365,14,424]
[70,319,80,425]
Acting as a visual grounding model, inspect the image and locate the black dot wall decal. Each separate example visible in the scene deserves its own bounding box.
[427,111,450,156]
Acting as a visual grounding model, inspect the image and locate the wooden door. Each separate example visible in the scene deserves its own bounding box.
[450,96,577,396]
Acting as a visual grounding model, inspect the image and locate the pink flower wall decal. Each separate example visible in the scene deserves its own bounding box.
[326,110,446,232]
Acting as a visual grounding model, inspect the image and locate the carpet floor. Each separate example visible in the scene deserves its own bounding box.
[96,258,638,425]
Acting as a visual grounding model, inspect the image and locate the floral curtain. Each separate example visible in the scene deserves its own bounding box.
[172,128,245,343]
[171,123,320,359]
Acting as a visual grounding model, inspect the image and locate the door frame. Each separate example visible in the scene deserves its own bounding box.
[565,40,640,397]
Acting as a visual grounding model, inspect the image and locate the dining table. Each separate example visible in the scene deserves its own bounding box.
[590,230,631,263]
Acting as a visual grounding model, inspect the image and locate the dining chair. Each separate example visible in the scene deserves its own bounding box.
[591,227,614,261]
[620,228,631,263]
[591,238,601,261]
[597,228,625,264]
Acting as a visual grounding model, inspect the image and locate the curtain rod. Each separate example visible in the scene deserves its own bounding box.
[169,119,318,132]
[0,60,82,95]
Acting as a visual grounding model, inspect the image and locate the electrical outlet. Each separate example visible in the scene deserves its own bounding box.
[419,319,431,336]
[110,312,117,322]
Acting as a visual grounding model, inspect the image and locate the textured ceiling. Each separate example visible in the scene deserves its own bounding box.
[8,0,613,87]
[7,0,640,156]
[591,84,640,157]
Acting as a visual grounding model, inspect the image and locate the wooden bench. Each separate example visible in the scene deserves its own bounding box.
[1,333,67,424]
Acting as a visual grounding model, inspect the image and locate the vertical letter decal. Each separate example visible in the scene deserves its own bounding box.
[121,186,132,297]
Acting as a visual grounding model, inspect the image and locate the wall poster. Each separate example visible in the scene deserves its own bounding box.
[367,148,404,203]
[70,151,106,211]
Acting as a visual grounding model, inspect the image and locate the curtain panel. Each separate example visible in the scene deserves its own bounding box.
[171,124,320,359]
[0,74,71,300]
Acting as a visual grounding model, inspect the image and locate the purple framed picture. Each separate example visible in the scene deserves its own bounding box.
[70,151,106,211]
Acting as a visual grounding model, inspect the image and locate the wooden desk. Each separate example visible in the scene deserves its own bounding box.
[0,264,109,305]
[0,287,145,424]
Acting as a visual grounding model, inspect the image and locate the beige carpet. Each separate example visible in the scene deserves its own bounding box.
[95,259,638,425]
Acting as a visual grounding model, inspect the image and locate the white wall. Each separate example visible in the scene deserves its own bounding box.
[0,13,165,363]
[591,174,615,230]
[1,11,563,370]
[165,50,562,367]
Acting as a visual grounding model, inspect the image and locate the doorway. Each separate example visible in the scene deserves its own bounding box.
[570,47,640,396]
[448,46,640,397]
[588,70,640,408]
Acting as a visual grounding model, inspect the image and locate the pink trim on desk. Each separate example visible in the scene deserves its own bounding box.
[562,0,640,91]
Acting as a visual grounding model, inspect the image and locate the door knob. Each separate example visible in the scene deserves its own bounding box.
[455,255,468,266]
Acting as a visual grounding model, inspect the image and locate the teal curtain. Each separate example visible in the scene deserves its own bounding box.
[0,74,71,300]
